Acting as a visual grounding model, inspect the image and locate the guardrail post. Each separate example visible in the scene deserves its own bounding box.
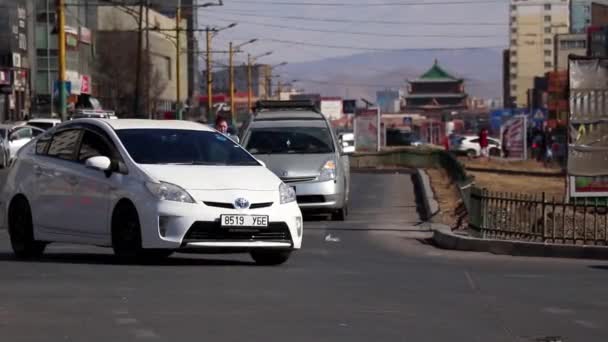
[541,192,546,241]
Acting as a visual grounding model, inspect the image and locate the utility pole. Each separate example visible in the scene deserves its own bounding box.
[145,0,150,118]
[176,0,182,120]
[206,28,213,120]
[247,54,253,112]
[133,1,144,116]
[228,41,235,125]
[277,79,282,100]
[264,67,270,100]
[57,0,67,121]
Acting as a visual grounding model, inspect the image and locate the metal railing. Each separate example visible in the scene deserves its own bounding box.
[470,188,608,245]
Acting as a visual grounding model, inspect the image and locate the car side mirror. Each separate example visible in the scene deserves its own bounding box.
[85,156,112,172]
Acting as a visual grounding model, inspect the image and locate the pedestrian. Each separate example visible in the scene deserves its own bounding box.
[478,127,489,160]
[214,116,240,144]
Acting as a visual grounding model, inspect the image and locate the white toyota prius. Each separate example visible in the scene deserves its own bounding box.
[0,119,303,265]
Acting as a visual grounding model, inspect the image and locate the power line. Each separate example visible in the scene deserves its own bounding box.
[226,0,505,6]
[200,15,506,38]
[210,9,508,26]
[260,38,505,51]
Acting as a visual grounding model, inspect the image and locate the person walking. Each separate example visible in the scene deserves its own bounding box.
[478,127,489,160]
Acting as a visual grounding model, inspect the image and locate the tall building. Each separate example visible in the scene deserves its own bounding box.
[502,49,513,108]
[148,0,200,107]
[34,0,97,117]
[96,5,188,117]
[509,0,569,107]
[0,0,34,121]
[571,0,608,33]
[404,60,467,113]
[554,33,587,71]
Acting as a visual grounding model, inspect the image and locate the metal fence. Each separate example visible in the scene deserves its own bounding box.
[469,187,608,245]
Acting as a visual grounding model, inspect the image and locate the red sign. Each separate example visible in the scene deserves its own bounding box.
[81,75,91,94]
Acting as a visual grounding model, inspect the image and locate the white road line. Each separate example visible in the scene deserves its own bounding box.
[464,271,477,291]
[131,328,160,339]
[115,317,138,325]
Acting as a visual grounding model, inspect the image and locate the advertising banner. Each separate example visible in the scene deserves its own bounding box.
[568,57,608,198]
[500,115,527,160]
[354,108,381,152]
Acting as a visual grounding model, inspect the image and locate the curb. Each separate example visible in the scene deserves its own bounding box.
[432,226,608,260]
[413,169,439,221]
[464,166,564,178]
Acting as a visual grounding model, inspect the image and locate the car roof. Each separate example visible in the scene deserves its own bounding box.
[250,119,329,129]
[75,119,215,132]
[253,110,326,121]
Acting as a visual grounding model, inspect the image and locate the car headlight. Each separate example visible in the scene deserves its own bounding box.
[279,182,296,204]
[145,181,195,203]
[318,160,336,182]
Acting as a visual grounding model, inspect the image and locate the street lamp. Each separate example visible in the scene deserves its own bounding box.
[204,23,237,118]
[228,38,258,122]
[265,62,288,100]
[247,51,273,110]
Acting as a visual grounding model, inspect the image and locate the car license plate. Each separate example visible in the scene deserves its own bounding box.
[221,215,268,227]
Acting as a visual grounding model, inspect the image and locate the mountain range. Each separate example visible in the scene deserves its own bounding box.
[281,47,504,103]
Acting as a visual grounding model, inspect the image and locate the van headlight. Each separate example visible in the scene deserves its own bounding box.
[318,160,336,181]
[146,181,195,203]
[279,183,296,204]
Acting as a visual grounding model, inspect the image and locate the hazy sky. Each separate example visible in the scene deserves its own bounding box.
[197,0,509,65]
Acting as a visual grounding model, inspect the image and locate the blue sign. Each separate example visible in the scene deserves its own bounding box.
[53,80,71,98]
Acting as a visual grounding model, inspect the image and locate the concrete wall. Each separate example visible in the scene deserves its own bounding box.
[554,33,587,71]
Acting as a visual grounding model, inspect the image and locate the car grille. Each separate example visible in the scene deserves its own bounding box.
[183,221,292,243]
[281,176,317,183]
[203,202,274,209]
[297,195,326,204]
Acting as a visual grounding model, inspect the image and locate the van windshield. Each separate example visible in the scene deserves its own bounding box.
[246,127,334,154]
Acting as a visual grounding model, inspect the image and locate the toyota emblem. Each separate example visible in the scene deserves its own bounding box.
[234,198,250,209]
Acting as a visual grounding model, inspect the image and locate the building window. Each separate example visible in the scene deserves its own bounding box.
[164,57,172,80]
[544,27,551,34]
[511,28,517,34]
[511,16,517,24]
[511,39,517,46]
[510,73,517,79]
[544,15,551,22]
[544,4,551,10]
[545,61,553,68]
[544,50,552,56]
[511,84,517,91]
[511,50,517,56]
[511,4,517,10]
[544,38,552,44]
[511,62,517,68]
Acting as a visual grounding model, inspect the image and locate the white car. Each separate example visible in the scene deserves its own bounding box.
[0,124,46,167]
[451,135,501,157]
[27,118,62,131]
[1,119,303,265]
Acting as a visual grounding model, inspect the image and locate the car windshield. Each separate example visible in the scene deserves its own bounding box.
[116,129,259,166]
[246,126,334,154]
[27,122,54,131]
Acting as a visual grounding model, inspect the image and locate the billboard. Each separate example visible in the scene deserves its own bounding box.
[567,57,608,198]
[500,115,527,160]
[354,108,381,152]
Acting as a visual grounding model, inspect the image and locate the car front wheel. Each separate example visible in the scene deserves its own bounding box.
[8,197,46,259]
[250,250,291,265]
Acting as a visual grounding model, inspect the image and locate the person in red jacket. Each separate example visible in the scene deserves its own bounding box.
[479,128,489,159]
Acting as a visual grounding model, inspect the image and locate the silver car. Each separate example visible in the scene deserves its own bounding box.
[240,101,351,220]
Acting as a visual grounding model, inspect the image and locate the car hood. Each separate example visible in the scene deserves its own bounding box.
[253,153,335,178]
[139,164,280,191]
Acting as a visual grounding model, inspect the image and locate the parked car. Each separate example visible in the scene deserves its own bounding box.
[386,129,424,147]
[0,124,45,167]
[451,135,501,157]
[240,100,351,221]
[1,119,303,265]
[27,118,62,131]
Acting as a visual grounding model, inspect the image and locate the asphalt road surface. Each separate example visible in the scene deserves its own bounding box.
[1,171,608,342]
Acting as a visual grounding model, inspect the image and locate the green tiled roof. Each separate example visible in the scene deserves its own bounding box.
[418,59,459,80]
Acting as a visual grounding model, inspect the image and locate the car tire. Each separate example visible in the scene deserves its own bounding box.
[331,206,347,221]
[8,196,46,259]
[112,201,144,260]
[250,250,291,265]
[466,149,477,157]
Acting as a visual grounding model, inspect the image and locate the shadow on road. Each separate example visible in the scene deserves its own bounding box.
[0,252,257,267]
[589,265,608,271]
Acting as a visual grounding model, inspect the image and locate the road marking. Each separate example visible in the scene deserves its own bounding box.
[116,317,138,325]
[574,320,598,329]
[131,328,160,339]
[324,234,340,242]
[542,307,574,315]
[464,271,477,291]
[112,309,129,315]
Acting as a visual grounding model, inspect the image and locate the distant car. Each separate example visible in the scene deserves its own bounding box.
[338,132,355,154]
[27,118,62,131]
[1,119,303,264]
[0,124,45,167]
[386,129,424,147]
[240,100,351,221]
[451,135,501,157]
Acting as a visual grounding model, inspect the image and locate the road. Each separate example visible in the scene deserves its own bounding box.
[0,171,607,341]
